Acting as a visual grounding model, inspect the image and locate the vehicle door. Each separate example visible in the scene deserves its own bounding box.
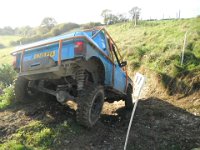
[109,42,127,93]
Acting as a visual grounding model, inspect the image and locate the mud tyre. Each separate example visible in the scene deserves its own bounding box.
[14,76,37,102]
[76,85,104,127]
[125,86,133,109]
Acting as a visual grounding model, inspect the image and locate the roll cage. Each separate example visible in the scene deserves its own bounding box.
[89,27,127,69]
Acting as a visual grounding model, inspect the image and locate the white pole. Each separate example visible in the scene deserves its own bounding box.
[124,98,139,150]
[124,73,146,150]
[181,31,188,66]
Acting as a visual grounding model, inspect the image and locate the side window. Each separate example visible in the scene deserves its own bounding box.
[100,32,111,57]
[100,33,106,50]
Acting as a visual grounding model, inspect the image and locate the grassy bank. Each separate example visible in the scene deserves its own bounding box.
[107,18,200,76]
[0,35,21,65]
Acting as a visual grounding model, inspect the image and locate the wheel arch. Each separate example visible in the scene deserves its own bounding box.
[86,56,105,85]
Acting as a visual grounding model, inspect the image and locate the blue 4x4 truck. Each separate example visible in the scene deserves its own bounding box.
[11,27,133,127]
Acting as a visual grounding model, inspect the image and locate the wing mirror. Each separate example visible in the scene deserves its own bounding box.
[120,61,127,67]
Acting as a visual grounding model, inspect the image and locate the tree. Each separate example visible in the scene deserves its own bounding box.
[40,17,57,30]
[0,26,14,35]
[51,28,60,36]
[106,14,122,24]
[82,22,102,29]
[58,23,80,32]
[15,26,34,37]
[129,7,141,26]
[117,14,128,22]
[101,9,112,24]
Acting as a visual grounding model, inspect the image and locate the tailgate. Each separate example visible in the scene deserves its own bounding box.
[23,41,74,62]
[16,41,75,70]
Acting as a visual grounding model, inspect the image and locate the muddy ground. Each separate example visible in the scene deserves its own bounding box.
[0,95,200,150]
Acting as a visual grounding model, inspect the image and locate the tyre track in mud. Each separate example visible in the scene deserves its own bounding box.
[0,97,200,150]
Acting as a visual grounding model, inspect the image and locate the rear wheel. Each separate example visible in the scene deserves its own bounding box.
[14,76,38,102]
[76,85,104,127]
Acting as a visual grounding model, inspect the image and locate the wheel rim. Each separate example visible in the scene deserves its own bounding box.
[90,91,104,124]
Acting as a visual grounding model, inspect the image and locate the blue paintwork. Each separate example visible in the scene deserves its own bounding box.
[14,30,127,93]
[23,41,75,62]
[114,63,126,92]
[85,44,113,86]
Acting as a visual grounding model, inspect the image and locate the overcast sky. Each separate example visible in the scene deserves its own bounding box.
[0,0,199,28]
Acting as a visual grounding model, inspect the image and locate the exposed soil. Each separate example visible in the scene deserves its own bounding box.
[0,95,200,150]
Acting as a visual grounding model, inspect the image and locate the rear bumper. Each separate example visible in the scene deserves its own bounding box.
[19,66,65,80]
[19,58,83,80]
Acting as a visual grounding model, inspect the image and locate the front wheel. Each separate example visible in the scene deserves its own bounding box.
[124,86,133,109]
[76,85,104,127]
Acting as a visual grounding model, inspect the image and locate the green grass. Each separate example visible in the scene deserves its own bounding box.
[0,85,15,109]
[0,35,21,47]
[0,121,53,150]
[0,35,21,65]
[0,120,84,150]
[107,18,200,77]
[0,47,15,65]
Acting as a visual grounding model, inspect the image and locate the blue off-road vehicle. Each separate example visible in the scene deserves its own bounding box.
[11,27,133,127]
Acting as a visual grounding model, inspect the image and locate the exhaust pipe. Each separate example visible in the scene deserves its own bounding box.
[56,91,74,103]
